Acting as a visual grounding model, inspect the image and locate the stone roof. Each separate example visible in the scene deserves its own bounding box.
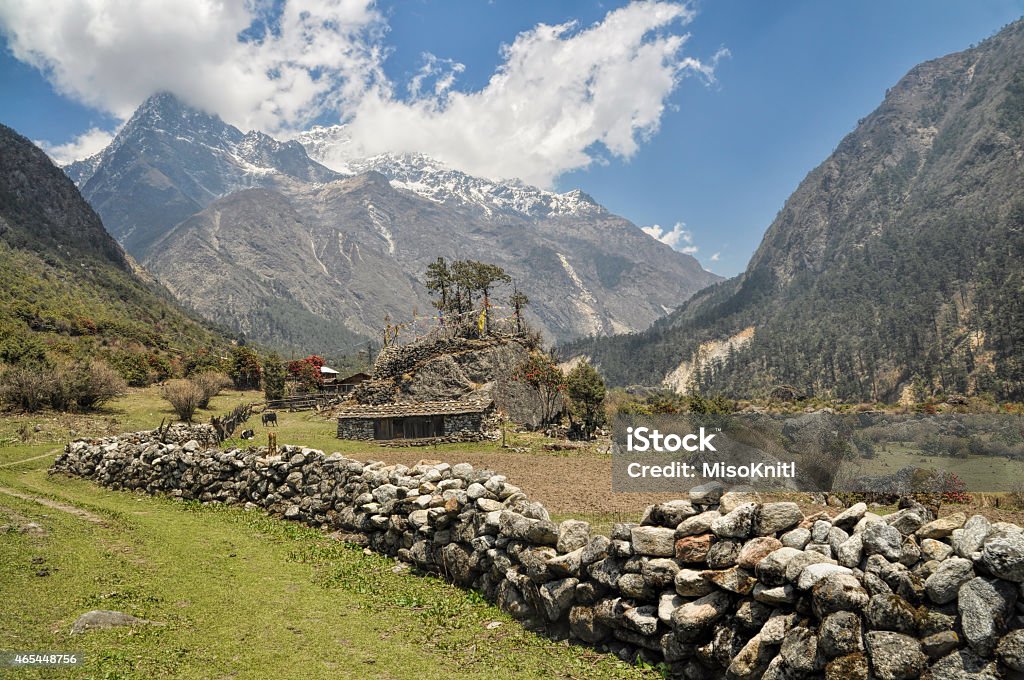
[335,399,493,419]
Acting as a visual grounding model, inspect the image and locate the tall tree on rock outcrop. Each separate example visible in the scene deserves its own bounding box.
[510,285,529,335]
[425,257,453,325]
[469,262,511,335]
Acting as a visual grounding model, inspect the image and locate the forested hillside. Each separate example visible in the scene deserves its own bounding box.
[565,19,1024,402]
[0,123,228,385]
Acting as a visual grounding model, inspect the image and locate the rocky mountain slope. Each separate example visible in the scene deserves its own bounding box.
[0,123,226,375]
[66,92,343,256]
[566,18,1024,402]
[66,94,720,353]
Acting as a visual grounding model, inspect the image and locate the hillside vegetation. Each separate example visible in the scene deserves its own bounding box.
[567,19,1024,403]
[0,124,229,389]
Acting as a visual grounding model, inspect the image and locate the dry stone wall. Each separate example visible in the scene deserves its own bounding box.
[52,428,1024,679]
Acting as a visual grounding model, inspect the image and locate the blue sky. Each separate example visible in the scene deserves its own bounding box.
[2,1,1023,276]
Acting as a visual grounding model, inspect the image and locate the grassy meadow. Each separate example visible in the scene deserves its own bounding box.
[0,388,654,680]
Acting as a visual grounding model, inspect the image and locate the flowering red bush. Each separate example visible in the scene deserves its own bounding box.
[287,355,325,391]
[939,471,971,504]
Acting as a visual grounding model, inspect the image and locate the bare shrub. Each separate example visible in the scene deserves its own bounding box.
[0,365,52,412]
[162,379,203,422]
[74,360,128,410]
[192,371,231,409]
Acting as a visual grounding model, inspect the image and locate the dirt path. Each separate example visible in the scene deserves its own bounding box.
[0,448,61,468]
[0,486,108,525]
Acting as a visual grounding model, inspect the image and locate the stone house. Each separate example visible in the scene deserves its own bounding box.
[336,399,496,442]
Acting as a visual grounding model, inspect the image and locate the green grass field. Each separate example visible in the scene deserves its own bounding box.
[840,443,1024,492]
[0,389,655,680]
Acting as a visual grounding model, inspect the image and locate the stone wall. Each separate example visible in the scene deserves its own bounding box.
[51,429,1024,679]
[336,418,376,441]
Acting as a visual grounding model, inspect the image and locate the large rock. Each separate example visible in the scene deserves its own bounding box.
[864,631,926,680]
[622,604,659,636]
[689,481,725,505]
[778,626,819,676]
[780,527,811,549]
[557,519,591,553]
[71,610,158,634]
[885,508,923,536]
[952,515,991,558]
[539,577,578,621]
[568,605,610,643]
[755,547,803,586]
[785,550,835,583]
[676,510,720,536]
[812,573,869,617]
[916,512,966,540]
[675,533,716,563]
[643,500,698,527]
[711,503,757,539]
[831,502,867,529]
[924,556,974,605]
[737,537,783,569]
[863,523,903,562]
[996,629,1024,672]
[671,590,732,642]
[835,533,864,568]
[756,502,803,535]
[719,491,760,514]
[980,533,1024,582]
[818,611,863,658]
[630,526,677,557]
[675,568,714,597]
[865,593,917,634]
[824,653,869,680]
[927,649,1001,680]
[641,558,680,590]
[726,632,776,680]
[958,576,1017,657]
[796,563,851,590]
[703,566,756,595]
[920,538,954,562]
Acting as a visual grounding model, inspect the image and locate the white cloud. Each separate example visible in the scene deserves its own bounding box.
[37,127,115,164]
[0,0,385,133]
[710,252,721,262]
[642,221,694,250]
[343,2,712,187]
[1,0,720,187]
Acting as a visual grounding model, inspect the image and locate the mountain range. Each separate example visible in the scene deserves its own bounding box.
[564,18,1024,402]
[64,94,720,356]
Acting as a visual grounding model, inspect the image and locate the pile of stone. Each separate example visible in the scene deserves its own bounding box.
[52,430,1024,679]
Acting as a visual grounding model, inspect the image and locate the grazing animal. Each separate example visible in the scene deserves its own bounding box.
[262,412,278,427]
[240,429,255,440]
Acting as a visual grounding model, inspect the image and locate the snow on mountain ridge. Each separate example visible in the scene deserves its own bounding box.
[294,125,604,220]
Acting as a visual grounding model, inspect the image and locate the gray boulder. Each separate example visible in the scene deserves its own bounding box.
[958,576,1018,657]
[863,523,903,562]
[980,533,1024,582]
[924,556,974,605]
[818,610,863,658]
[756,502,803,535]
[864,631,926,680]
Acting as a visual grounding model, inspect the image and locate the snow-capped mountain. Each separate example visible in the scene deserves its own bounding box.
[62,93,721,351]
[294,125,606,220]
[66,92,342,255]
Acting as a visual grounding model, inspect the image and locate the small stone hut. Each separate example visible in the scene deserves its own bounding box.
[336,399,496,442]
